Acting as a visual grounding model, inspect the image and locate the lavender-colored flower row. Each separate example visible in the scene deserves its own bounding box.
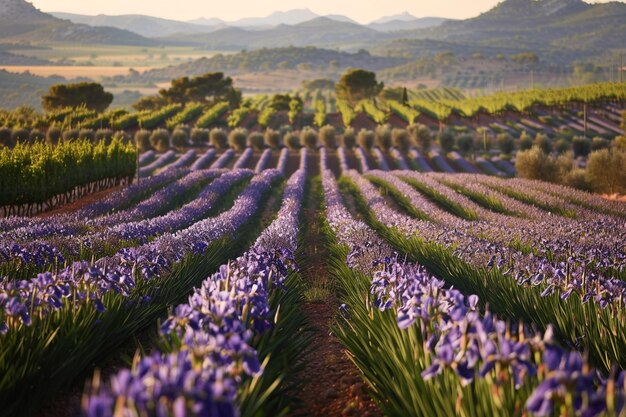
[190,149,217,171]
[397,171,625,273]
[322,165,626,417]
[162,150,197,171]
[276,148,289,174]
[233,148,254,170]
[389,147,409,170]
[0,170,212,271]
[371,147,390,171]
[9,170,246,271]
[351,170,626,317]
[337,147,350,173]
[255,149,272,173]
[354,147,370,173]
[0,170,280,332]
[0,169,184,234]
[138,150,156,166]
[1,170,218,252]
[139,150,176,177]
[210,149,235,170]
[82,161,307,417]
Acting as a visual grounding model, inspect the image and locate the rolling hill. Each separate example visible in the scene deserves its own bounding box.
[401,0,626,54]
[0,0,158,45]
[50,12,217,38]
[111,46,409,84]
[160,17,394,50]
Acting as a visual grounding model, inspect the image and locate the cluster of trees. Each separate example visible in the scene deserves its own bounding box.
[134,72,242,111]
[41,83,113,113]
[515,141,626,194]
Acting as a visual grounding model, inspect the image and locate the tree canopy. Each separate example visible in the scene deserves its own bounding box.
[41,82,113,113]
[335,69,384,106]
[134,72,241,111]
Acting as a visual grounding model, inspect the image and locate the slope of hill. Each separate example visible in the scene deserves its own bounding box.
[50,12,216,38]
[403,0,626,55]
[0,69,62,110]
[0,49,50,65]
[160,17,393,50]
[368,17,449,32]
[111,46,408,83]
[227,9,318,27]
[0,0,158,45]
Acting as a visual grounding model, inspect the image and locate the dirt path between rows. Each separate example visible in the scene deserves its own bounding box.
[291,174,381,417]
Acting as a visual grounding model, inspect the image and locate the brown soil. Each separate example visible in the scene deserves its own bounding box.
[350,113,377,132]
[386,113,408,129]
[291,166,381,417]
[326,113,345,130]
[33,185,123,219]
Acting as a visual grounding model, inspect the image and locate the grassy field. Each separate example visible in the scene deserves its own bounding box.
[0,66,152,80]
[6,43,229,68]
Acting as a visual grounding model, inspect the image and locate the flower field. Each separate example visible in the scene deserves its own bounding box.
[0,143,625,417]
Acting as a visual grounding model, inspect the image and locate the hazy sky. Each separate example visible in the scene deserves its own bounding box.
[30,0,621,23]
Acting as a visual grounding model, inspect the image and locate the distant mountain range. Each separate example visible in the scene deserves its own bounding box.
[50,12,218,38]
[0,0,624,63]
[158,17,398,50]
[49,7,450,39]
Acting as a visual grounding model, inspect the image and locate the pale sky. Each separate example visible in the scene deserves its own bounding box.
[29,0,622,23]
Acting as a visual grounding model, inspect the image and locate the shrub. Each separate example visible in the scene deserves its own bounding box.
[78,129,95,142]
[190,128,209,145]
[95,129,114,144]
[586,148,626,194]
[591,137,610,151]
[116,131,132,144]
[0,127,13,148]
[62,129,79,141]
[319,125,337,149]
[228,128,248,151]
[515,146,560,181]
[149,128,171,152]
[174,124,191,136]
[497,133,515,155]
[247,132,265,151]
[357,129,375,151]
[209,128,228,150]
[341,127,356,149]
[11,128,30,144]
[264,128,281,149]
[533,133,552,154]
[519,131,533,150]
[46,126,62,145]
[278,125,292,139]
[554,138,570,154]
[391,129,411,152]
[613,136,626,152]
[374,124,392,151]
[408,124,431,152]
[562,168,592,191]
[171,128,189,150]
[135,129,152,153]
[572,136,591,157]
[29,130,45,144]
[300,127,318,150]
[456,133,474,155]
[437,128,455,153]
[284,132,300,150]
